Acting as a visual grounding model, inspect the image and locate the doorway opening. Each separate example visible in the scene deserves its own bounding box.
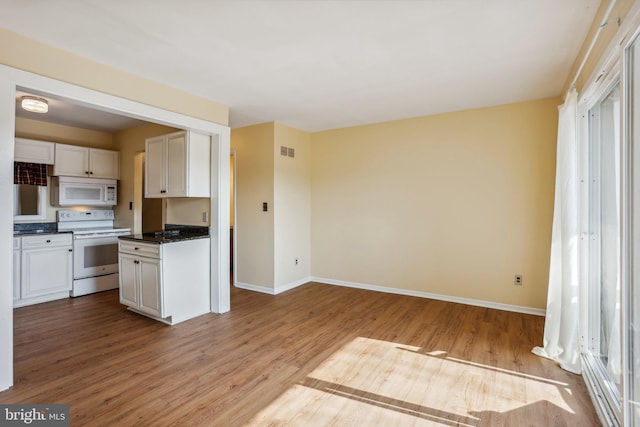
[134,151,164,234]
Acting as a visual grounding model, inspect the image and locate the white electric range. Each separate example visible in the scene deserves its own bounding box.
[57,209,131,297]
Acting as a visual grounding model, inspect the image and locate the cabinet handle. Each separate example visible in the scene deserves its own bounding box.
[46,239,51,243]
[134,247,139,250]
[89,171,93,175]
[68,249,73,252]
[85,171,90,175]
[160,190,166,194]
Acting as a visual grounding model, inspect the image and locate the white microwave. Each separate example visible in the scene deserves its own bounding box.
[51,176,117,206]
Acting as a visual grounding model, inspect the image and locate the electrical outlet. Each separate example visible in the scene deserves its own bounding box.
[514,275,523,286]
[202,211,208,223]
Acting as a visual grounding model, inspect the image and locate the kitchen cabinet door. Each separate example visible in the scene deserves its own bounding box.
[165,132,187,197]
[144,130,210,198]
[145,135,165,197]
[15,138,55,164]
[118,250,162,318]
[21,246,72,298]
[89,148,119,179]
[118,253,138,307]
[54,144,120,179]
[138,257,163,318]
[54,144,89,177]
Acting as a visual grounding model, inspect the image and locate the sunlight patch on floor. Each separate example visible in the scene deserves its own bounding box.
[246,337,581,426]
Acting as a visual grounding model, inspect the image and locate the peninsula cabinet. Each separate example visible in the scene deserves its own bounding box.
[118,237,210,325]
[145,130,210,198]
[54,144,120,179]
[119,241,163,318]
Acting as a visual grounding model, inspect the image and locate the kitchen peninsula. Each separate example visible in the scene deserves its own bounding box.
[118,225,210,325]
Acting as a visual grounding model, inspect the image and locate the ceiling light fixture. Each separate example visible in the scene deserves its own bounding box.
[21,96,49,113]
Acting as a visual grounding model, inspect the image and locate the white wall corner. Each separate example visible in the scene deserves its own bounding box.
[235,277,311,296]
[275,277,311,294]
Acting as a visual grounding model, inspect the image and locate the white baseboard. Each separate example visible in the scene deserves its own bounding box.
[310,276,546,317]
[276,277,310,294]
[234,281,274,295]
[234,277,311,295]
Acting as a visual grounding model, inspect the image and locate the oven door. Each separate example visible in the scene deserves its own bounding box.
[73,234,120,279]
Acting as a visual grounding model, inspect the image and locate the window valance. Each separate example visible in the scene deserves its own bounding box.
[14,162,48,186]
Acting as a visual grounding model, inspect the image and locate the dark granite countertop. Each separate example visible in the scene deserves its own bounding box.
[14,230,73,236]
[118,224,210,245]
[13,222,72,236]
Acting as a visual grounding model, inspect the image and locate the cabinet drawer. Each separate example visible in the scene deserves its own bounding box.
[119,240,161,258]
[13,237,21,250]
[21,233,72,249]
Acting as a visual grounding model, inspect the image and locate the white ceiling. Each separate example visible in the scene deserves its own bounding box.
[2,0,599,132]
[15,90,147,132]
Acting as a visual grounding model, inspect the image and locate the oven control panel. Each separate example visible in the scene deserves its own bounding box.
[58,209,114,222]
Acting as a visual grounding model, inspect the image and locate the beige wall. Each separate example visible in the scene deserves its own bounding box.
[231,122,312,291]
[1,29,228,126]
[166,198,210,226]
[311,97,560,310]
[274,123,311,288]
[15,117,114,148]
[231,123,275,289]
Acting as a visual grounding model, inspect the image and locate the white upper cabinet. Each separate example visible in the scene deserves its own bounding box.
[53,144,88,176]
[53,144,120,179]
[14,138,55,164]
[145,130,210,198]
[145,136,165,197]
[89,148,120,179]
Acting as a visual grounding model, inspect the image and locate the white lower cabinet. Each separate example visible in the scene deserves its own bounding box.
[119,252,163,318]
[15,233,73,307]
[118,237,210,325]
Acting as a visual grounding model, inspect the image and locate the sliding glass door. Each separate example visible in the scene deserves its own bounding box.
[626,33,640,426]
[582,20,640,426]
[583,81,622,424]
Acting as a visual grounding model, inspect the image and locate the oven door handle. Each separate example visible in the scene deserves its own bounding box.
[74,233,126,240]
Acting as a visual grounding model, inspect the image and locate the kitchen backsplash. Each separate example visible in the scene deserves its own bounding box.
[13,222,57,234]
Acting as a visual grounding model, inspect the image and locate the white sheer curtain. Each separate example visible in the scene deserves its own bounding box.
[532,89,581,374]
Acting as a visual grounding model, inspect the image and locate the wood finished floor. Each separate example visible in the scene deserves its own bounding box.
[1,283,598,426]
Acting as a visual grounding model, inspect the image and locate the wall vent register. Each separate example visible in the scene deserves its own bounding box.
[280,146,295,158]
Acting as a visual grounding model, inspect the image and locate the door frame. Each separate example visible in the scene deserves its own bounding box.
[231,150,237,287]
[0,64,230,391]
